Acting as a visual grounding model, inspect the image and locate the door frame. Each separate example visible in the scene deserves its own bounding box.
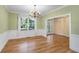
[47,19,54,34]
[45,13,71,38]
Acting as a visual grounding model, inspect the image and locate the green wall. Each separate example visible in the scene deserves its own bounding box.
[42,6,79,35]
[37,18,44,29]
[0,6,8,33]
[8,13,43,30]
[8,13,18,30]
[1,5,79,35]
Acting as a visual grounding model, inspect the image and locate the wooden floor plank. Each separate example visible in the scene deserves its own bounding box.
[1,35,75,53]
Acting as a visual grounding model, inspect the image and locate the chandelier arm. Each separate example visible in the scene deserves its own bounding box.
[29,5,40,18]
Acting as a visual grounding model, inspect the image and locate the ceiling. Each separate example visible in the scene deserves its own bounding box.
[6,5,63,16]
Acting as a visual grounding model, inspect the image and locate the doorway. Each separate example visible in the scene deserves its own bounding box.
[46,14,71,52]
[47,14,70,36]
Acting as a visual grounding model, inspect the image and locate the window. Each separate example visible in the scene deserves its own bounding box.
[18,16,36,31]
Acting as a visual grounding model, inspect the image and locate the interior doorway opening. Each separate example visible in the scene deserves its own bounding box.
[47,14,70,36]
[46,14,71,51]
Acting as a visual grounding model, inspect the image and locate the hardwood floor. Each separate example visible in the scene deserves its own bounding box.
[1,35,74,53]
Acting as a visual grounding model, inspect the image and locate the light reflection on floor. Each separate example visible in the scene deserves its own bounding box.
[2,35,73,53]
[18,42,36,52]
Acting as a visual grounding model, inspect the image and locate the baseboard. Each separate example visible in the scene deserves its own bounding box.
[8,29,47,40]
[70,34,79,52]
[54,33,69,37]
[0,32,8,52]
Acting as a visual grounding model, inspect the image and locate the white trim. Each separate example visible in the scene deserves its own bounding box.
[18,16,37,31]
[45,18,47,35]
[34,18,37,30]
[68,14,71,40]
[70,34,79,52]
[45,5,69,16]
[54,33,69,37]
[46,13,71,20]
[17,16,21,31]
[0,32,8,52]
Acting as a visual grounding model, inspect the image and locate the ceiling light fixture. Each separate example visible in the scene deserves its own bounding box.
[29,5,40,18]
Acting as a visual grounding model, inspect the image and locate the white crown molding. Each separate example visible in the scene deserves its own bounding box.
[4,5,26,14]
[43,5,69,17]
[5,5,69,16]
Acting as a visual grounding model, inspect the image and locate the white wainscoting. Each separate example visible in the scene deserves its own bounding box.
[0,32,8,52]
[70,34,79,52]
[1,31,79,53]
[0,29,46,52]
[8,29,47,40]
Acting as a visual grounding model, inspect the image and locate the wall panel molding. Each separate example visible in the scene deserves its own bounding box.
[70,34,79,52]
[0,32,8,52]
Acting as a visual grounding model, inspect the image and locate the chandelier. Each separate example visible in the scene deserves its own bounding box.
[29,5,40,18]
